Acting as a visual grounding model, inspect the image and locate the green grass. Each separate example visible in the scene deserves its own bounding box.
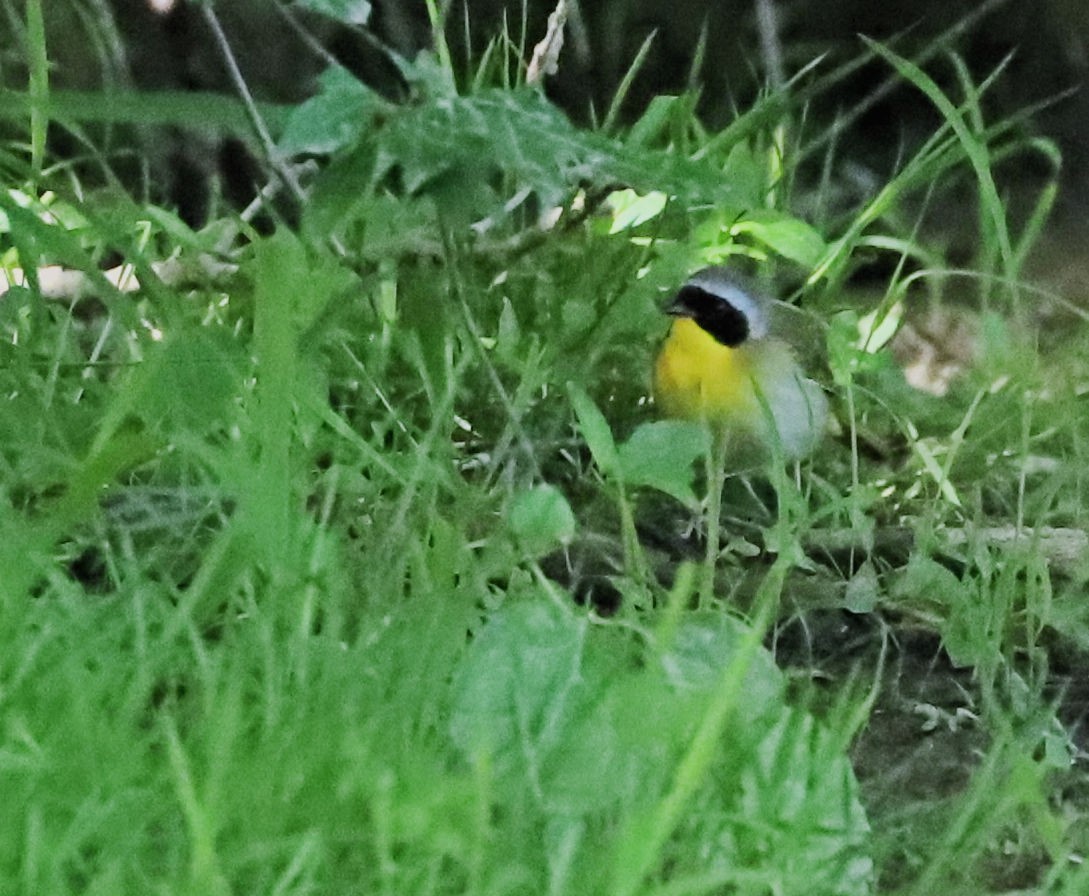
[2,4,1088,894]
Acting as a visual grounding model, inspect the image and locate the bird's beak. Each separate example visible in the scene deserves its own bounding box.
[664,297,693,317]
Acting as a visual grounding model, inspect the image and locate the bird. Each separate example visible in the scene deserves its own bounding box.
[653,267,827,461]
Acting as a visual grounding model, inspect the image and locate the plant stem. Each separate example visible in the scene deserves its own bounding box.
[700,425,730,607]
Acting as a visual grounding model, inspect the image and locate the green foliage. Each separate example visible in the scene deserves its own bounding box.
[449,598,871,895]
[277,66,386,158]
[292,82,758,251]
[0,5,1086,896]
[618,420,710,507]
[507,484,577,557]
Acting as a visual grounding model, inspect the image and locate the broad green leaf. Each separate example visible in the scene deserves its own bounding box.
[507,484,577,557]
[448,601,604,789]
[128,330,245,435]
[618,420,710,506]
[730,208,828,267]
[606,189,668,233]
[451,598,872,893]
[660,611,784,710]
[451,600,633,815]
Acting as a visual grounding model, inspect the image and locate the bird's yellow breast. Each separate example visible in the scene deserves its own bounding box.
[654,317,759,422]
[654,316,827,459]
[653,267,827,460]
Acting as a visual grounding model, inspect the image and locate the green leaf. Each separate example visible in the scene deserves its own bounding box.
[567,383,620,478]
[507,484,576,558]
[893,554,963,604]
[449,600,577,766]
[826,310,897,387]
[129,330,245,435]
[495,296,521,360]
[728,708,874,896]
[606,189,668,233]
[660,611,785,711]
[843,560,880,613]
[279,66,384,157]
[448,599,629,814]
[857,301,904,353]
[0,191,133,322]
[730,208,828,267]
[374,88,748,213]
[618,420,710,506]
[719,141,768,207]
[295,82,754,231]
[450,598,871,893]
[627,94,684,147]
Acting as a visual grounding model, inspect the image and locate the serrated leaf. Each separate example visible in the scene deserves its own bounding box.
[374,88,748,215]
[731,708,874,896]
[279,66,384,157]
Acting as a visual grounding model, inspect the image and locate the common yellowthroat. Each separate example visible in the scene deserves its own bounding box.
[654,267,827,459]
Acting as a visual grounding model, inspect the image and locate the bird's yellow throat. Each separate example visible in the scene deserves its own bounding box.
[652,270,827,460]
[654,317,758,422]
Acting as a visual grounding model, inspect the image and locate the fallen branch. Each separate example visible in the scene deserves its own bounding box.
[804,525,1088,577]
[0,254,238,301]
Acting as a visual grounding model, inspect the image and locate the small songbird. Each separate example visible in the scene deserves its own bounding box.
[653,267,827,460]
